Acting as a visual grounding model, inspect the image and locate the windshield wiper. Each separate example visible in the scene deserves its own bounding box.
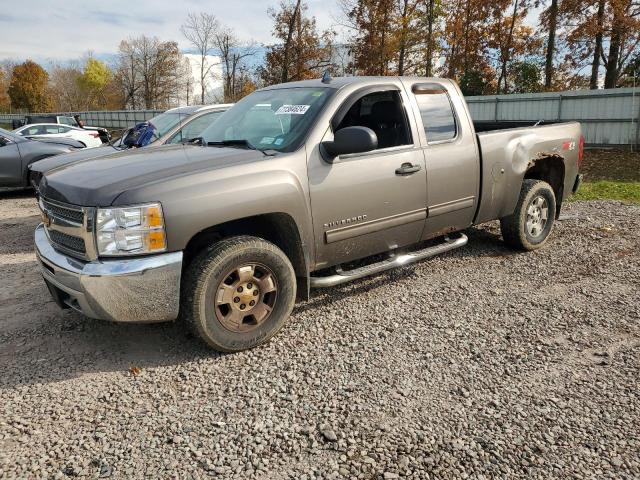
[207,139,278,156]
[207,139,256,150]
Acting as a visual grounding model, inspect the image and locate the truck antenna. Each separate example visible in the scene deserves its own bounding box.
[321,70,332,84]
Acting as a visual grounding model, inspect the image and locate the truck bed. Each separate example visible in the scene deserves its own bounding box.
[473,121,582,225]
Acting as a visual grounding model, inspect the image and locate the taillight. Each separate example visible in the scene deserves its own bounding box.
[90,132,100,138]
[578,135,584,170]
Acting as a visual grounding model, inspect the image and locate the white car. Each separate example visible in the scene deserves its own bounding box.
[14,123,103,148]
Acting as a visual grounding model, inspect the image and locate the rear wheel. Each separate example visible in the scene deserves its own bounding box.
[181,236,296,352]
[500,179,556,251]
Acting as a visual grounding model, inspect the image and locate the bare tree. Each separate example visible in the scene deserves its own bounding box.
[117,40,139,109]
[48,63,85,111]
[116,36,184,109]
[181,12,219,103]
[215,27,257,102]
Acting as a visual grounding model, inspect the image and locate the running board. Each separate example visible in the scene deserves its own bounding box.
[310,233,468,288]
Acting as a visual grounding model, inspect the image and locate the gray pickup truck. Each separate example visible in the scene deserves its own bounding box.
[35,76,583,352]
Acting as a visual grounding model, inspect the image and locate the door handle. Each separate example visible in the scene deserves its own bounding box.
[395,162,422,175]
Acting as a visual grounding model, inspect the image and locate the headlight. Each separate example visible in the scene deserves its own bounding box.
[96,202,167,256]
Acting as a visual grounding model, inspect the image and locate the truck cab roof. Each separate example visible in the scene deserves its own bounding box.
[261,76,450,91]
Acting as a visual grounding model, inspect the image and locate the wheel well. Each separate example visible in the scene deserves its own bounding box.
[183,213,308,280]
[524,156,565,217]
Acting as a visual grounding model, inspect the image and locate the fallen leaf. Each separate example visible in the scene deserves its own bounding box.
[129,366,142,377]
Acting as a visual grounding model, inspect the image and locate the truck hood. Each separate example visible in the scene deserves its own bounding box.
[30,145,122,174]
[39,145,266,206]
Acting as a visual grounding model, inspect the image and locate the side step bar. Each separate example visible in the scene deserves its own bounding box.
[310,232,468,288]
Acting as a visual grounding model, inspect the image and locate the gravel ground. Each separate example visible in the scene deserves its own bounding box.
[0,192,638,479]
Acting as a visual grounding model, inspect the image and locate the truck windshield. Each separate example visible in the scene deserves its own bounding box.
[200,87,333,152]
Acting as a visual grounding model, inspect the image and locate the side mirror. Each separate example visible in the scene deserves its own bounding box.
[321,126,378,161]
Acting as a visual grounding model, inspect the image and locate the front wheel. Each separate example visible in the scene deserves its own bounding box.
[500,179,556,251]
[181,236,296,352]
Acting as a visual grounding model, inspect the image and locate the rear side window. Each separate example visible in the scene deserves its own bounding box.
[413,84,457,143]
[24,126,43,135]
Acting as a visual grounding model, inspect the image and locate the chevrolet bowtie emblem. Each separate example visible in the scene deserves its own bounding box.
[42,210,51,227]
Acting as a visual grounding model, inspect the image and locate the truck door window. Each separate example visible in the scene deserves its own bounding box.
[413,86,457,143]
[335,90,411,150]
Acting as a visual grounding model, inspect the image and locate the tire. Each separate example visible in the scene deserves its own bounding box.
[500,179,556,251]
[181,236,296,352]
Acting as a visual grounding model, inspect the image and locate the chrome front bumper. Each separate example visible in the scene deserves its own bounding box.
[35,224,183,322]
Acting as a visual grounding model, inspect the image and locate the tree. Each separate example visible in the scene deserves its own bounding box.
[78,58,113,109]
[340,0,397,75]
[215,27,257,102]
[590,0,606,89]
[181,12,220,103]
[260,0,334,84]
[497,0,521,93]
[117,39,140,109]
[459,69,490,95]
[0,63,12,113]
[618,52,639,86]
[603,0,639,88]
[115,36,185,109]
[561,0,639,89]
[539,0,559,89]
[423,0,441,76]
[440,0,493,82]
[49,64,84,111]
[8,60,51,112]
[509,60,543,92]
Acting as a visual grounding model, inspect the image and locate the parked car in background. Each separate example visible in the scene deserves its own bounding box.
[117,104,234,148]
[0,128,76,188]
[34,76,583,352]
[14,124,103,148]
[28,104,232,188]
[13,114,110,143]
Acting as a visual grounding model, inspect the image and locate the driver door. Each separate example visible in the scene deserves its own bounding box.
[308,87,427,268]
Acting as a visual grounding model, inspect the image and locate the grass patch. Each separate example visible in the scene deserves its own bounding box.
[572,181,640,204]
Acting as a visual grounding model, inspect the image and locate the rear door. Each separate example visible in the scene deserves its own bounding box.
[401,79,480,238]
[0,135,23,187]
[308,85,427,268]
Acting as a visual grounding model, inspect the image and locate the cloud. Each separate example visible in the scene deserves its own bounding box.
[0,0,340,64]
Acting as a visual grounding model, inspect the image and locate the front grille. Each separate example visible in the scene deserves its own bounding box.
[42,200,84,224]
[49,230,87,254]
[40,197,93,258]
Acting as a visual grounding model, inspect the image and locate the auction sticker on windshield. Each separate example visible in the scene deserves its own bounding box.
[275,105,310,115]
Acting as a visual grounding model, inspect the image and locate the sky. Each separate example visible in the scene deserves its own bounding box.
[0,0,337,65]
[0,0,543,68]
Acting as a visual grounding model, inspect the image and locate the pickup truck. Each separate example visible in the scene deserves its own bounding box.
[34,76,583,352]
